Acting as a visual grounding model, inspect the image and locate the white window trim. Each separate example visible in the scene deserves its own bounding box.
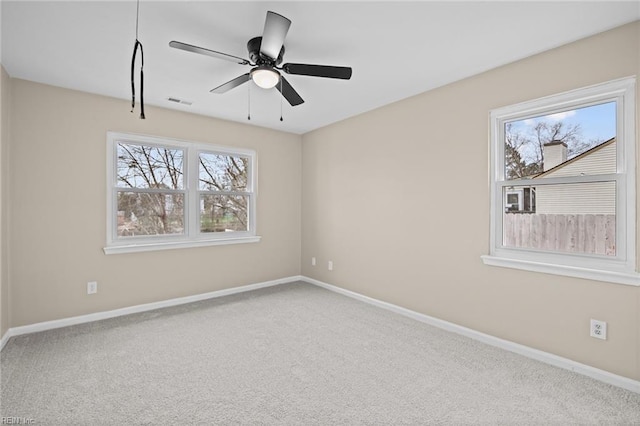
[482,77,639,286]
[505,189,523,212]
[104,132,260,255]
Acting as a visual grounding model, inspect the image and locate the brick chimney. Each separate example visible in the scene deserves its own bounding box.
[543,140,567,171]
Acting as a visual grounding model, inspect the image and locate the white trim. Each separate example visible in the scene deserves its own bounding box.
[490,77,635,123]
[481,255,640,286]
[3,274,638,395]
[0,329,10,352]
[487,77,637,279]
[103,235,261,255]
[301,276,640,394]
[2,276,301,339]
[105,131,258,254]
[503,173,619,187]
[504,189,523,211]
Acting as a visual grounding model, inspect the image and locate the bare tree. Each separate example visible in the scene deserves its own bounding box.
[505,120,600,180]
[199,154,248,232]
[532,121,582,164]
[116,144,250,235]
[116,144,184,236]
[505,123,540,179]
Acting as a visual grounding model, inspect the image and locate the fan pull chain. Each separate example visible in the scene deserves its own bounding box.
[279,77,283,122]
[247,81,251,120]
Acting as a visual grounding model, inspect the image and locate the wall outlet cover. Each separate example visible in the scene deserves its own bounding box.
[590,319,607,340]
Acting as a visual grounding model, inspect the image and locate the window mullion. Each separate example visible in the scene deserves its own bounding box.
[114,187,186,194]
[198,190,251,196]
[106,131,258,253]
[188,146,199,237]
[499,173,620,187]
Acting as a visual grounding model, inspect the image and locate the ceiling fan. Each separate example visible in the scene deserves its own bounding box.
[169,11,352,107]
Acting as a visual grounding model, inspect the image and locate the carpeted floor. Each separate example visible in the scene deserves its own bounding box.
[2,282,639,425]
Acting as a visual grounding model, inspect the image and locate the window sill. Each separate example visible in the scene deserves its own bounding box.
[104,235,261,255]
[481,255,640,286]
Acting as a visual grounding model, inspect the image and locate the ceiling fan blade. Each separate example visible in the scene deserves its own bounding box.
[276,76,304,106]
[260,11,291,60]
[283,63,352,80]
[210,73,251,94]
[170,41,250,65]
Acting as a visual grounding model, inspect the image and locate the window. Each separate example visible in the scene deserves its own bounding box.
[505,190,522,212]
[105,132,259,254]
[482,77,638,285]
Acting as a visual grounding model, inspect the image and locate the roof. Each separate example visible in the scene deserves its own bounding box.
[533,137,616,179]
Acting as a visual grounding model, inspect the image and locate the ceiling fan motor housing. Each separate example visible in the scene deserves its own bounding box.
[248,36,284,66]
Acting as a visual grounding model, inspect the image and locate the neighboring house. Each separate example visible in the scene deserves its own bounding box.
[504,137,617,255]
[505,187,535,212]
[506,137,616,215]
[534,138,616,215]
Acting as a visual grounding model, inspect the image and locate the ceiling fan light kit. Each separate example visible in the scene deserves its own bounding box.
[251,66,280,89]
[170,10,352,115]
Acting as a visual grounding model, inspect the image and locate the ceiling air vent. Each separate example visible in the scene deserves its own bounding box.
[167,97,192,106]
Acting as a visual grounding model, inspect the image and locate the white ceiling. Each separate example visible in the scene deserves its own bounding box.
[2,1,639,134]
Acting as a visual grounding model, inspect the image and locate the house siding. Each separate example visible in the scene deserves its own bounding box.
[535,141,616,215]
[536,181,616,215]
[543,141,616,178]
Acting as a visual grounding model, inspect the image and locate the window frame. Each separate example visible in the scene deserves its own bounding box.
[505,189,523,212]
[482,77,639,286]
[105,132,259,254]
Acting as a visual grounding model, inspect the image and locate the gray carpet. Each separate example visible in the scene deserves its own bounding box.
[2,282,639,425]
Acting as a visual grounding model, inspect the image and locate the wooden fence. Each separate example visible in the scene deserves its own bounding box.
[503,213,615,256]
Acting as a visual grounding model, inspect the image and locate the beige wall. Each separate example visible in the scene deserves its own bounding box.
[0,66,10,338]
[7,79,301,327]
[302,22,640,380]
[3,19,639,383]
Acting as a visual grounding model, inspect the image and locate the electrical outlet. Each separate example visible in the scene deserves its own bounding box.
[328,260,333,271]
[87,281,98,295]
[590,319,607,340]
[311,257,316,266]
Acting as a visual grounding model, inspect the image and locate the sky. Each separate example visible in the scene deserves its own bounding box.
[509,101,616,145]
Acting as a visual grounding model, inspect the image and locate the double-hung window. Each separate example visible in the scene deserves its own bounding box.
[482,77,638,285]
[105,132,258,254]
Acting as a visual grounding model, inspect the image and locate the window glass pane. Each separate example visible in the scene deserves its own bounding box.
[504,102,616,180]
[117,192,184,236]
[117,143,184,189]
[200,194,248,233]
[199,153,248,191]
[503,182,615,256]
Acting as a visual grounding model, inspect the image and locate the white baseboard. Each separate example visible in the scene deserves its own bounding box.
[2,274,638,394]
[0,328,10,352]
[301,276,640,395]
[1,275,302,349]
